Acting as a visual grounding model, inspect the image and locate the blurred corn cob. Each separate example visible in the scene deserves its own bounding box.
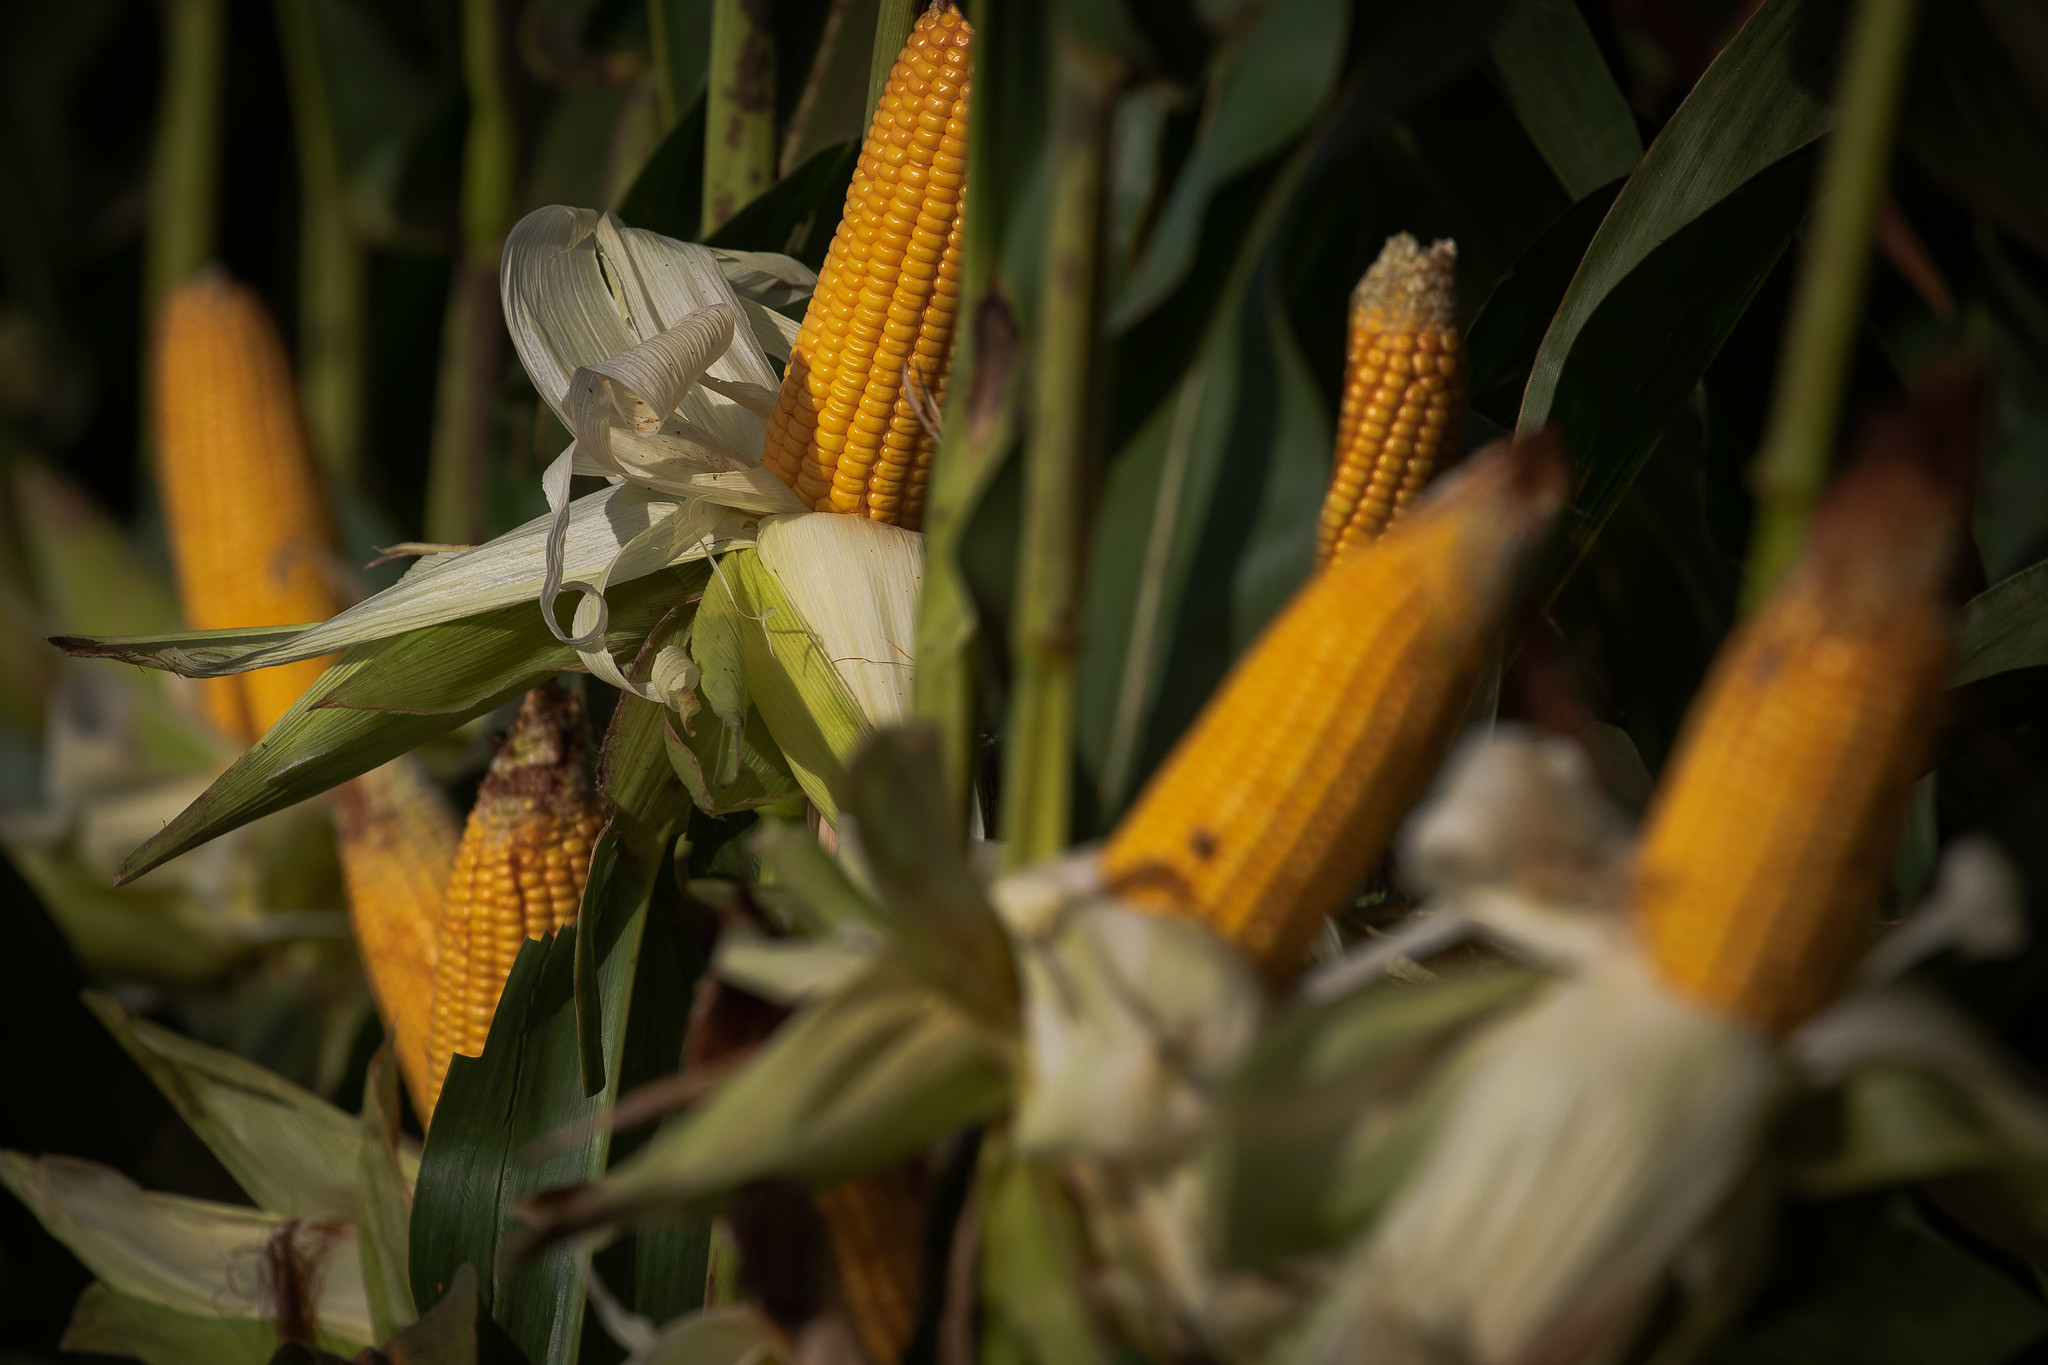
[152,271,342,742]
[761,5,971,529]
[1315,235,1465,568]
[423,684,604,1118]
[1103,434,1567,980]
[1634,434,1961,1034]
[815,1164,928,1365]
[333,756,461,1117]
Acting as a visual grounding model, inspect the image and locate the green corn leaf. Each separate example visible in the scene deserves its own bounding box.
[978,1137,1113,1365]
[1517,0,1840,585]
[108,565,707,883]
[1488,0,1642,201]
[1953,558,2048,686]
[83,990,411,1220]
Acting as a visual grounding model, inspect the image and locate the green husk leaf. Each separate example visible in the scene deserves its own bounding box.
[693,549,869,819]
[1487,0,1642,201]
[712,931,876,1005]
[83,990,413,1220]
[978,1138,1113,1365]
[1953,558,2048,685]
[633,1305,790,1365]
[751,820,885,936]
[1,1153,374,1348]
[841,726,1018,1027]
[665,703,801,814]
[109,565,704,883]
[357,1044,418,1341]
[1207,968,1541,1265]
[515,962,1010,1244]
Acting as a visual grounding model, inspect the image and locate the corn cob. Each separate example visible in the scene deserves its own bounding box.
[1633,452,1956,1035]
[815,1164,928,1365]
[423,684,605,1118]
[1103,434,1567,980]
[1315,235,1465,569]
[761,5,971,529]
[153,271,342,742]
[333,757,461,1119]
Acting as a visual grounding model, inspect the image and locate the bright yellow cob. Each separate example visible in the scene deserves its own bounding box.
[423,684,604,1118]
[1633,453,1954,1035]
[1103,434,1567,980]
[815,1165,927,1365]
[761,5,971,529]
[333,757,461,1118]
[153,271,342,742]
[1316,235,1465,568]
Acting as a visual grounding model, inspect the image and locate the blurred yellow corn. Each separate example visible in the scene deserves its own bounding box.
[1634,452,1956,1035]
[152,271,342,742]
[1316,234,1465,568]
[1103,434,1567,980]
[815,1165,927,1365]
[333,757,460,1118]
[423,684,604,1118]
[761,5,971,529]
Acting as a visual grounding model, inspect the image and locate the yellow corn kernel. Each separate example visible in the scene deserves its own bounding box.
[333,756,461,1118]
[761,5,972,530]
[815,1165,927,1365]
[1633,455,1954,1035]
[152,271,342,742]
[1316,234,1465,569]
[423,684,605,1119]
[1103,434,1567,980]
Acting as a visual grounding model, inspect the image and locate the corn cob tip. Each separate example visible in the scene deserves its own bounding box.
[1318,234,1468,567]
[489,681,594,788]
[1351,233,1458,333]
[1634,426,1960,1035]
[1105,431,1567,978]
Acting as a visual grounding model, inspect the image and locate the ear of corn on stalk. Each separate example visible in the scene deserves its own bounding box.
[333,757,461,1119]
[1633,449,1958,1035]
[153,271,343,742]
[1102,434,1568,980]
[1316,234,1465,569]
[815,1164,928,1365]
[761,5,971,529]
[423,683,604,1118]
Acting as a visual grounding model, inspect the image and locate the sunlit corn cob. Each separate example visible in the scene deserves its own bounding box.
[815,1165,927,1365]
[333,757,461,1118]
[423,684,605,1118]
[760,5,972,529]
[1633,453,1956,1035]
[1315,234,1465,568]
[153,271,342,742]
[1103,434,1567,980]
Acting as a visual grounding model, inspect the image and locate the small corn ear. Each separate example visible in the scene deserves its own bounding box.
[1633,454,1957,1035]
[1317,234,1465,568]
[333,757,461,1118]
[815,1165,927,1365]
[761,5,972,529]
[1103,434,1567,980]
[152,272,343,741]
[423,684,605,1119]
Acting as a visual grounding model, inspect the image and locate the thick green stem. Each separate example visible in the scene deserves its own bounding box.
[146,0,225,318]
[425,0,517,545]
[703,0,776,234]
[912,0,1008,834]
[1740,0,1919,609]
[277,0,365,485]
[867,0,916,117]
[1000,39,1116,871]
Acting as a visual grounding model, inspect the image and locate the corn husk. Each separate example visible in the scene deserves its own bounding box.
[755,512,923,728]
[0,1153,375,1350]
